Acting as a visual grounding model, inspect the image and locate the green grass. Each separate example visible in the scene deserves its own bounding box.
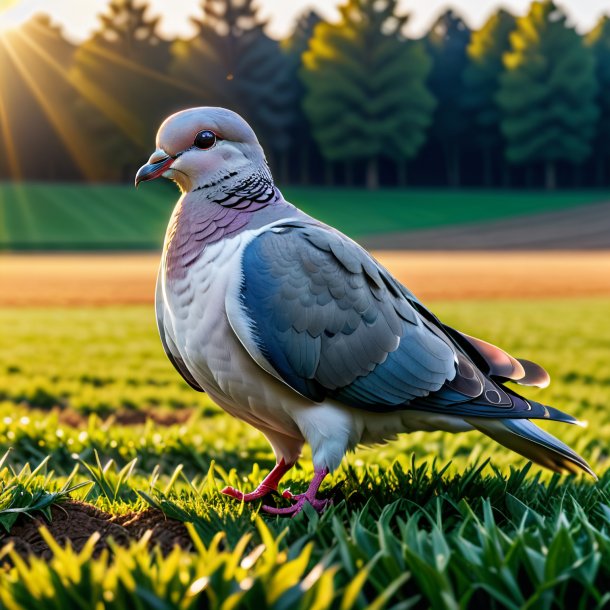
[0,182,607,249]
[0,299,608,607]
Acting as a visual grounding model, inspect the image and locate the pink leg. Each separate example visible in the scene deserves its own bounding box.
[221,458,294,502]
[262,467,330,516]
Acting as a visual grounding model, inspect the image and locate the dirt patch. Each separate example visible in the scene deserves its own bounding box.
[374,251,610,300]
[113,509,193,553]
[55,407,194,428]
[1,250,609,305]
[0,253,158,306]
[1,501,191,560]
[362,201,610,250]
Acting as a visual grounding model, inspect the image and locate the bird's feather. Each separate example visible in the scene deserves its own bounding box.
[155,268,204,392]
[467,417,595,478]
[231,222,569,422]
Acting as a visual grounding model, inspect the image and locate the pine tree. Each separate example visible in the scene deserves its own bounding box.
[71,0,171,180]
[170,0,296,170]
[301,0,435,189]
[497,1,598,190]
[462,9,516,186]
[425,10,471,187]
[0,16,83,180]
[282,10,322,184]
[585,16,610,185]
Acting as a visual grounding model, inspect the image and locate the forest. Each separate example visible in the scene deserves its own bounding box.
[1,0,610,189]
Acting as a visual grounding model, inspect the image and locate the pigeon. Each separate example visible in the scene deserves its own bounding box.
[135,107,594,516]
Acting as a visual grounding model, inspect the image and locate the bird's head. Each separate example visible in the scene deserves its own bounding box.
[135,107,268,194]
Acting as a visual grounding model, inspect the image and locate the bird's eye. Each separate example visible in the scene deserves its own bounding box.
[193,130,217,150]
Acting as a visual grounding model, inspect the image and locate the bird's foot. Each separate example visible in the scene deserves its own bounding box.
[221,458,294,503]
[262,467,330,517]
[221,484,276,502]
[262,494,330,516]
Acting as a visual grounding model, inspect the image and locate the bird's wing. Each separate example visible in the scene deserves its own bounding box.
[439,326,551,388]
[155,268,205,393]
[227,222,572,422]
[227,221,471,409]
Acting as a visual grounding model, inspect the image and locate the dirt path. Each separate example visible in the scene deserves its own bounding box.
[1,251,609,305]
[362,201,610,250]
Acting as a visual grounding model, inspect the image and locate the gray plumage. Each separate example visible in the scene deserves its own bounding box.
[136,107,594,514]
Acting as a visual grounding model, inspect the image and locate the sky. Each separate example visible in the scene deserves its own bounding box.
[0,0,609,40]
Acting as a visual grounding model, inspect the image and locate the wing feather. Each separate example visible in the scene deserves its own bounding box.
[227,222,572,423]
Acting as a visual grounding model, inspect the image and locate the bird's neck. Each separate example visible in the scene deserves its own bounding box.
[162,169,294,284]
[193,163,276,204]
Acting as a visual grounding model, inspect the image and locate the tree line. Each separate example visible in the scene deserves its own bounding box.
[1,0,610,189]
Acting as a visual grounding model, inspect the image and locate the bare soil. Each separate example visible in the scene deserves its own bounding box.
[1,251,609,304]
[55,407,194,428]
[362,201,610,250]
[1,501,191,560]
[0,253,158,306]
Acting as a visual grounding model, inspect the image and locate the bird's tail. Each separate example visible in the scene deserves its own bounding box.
[466,416,596,478]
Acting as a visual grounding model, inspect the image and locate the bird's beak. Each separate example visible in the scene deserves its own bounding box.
[135,149,174,187]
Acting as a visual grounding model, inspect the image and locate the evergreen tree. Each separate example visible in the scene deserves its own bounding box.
[425,10,471,187]
[0,16,82,180]
[585,16,610,185]
[71,0,171,180]
[497,1,598,189]
[301,0,435,189]
[462,9,516,186]
[282,10,322,184]
[171,0,296,171]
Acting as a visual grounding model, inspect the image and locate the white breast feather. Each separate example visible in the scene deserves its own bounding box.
[159,224,473,472]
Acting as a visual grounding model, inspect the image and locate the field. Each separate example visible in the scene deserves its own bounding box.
[1,182,610,607]
[2,250,610,306]
[0,289,609,606]
[0,182,608,249]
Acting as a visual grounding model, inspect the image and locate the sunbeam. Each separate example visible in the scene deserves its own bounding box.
[0,90,22,180]
[78,38,205,98]
[0,34,100,180]
[14,28,144,147]
[0,0,32,34]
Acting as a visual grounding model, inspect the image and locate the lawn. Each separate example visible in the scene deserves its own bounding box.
[0,181,607,249]
[0,299,608,608]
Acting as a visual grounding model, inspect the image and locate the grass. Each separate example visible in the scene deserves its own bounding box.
[1,457,609,610]
[0,298,608,607]
[0,182,607,249]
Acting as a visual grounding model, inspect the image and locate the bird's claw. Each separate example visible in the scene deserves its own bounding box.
[221,485,274,502]
[261,495,331,516]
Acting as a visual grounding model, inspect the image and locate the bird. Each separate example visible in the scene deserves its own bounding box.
[135,106,594,516]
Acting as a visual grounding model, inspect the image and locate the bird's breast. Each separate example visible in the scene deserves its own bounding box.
[160,228,305,438]
[162,233,244,393]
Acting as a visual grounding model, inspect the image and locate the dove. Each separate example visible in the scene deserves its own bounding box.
[135,107,594,516]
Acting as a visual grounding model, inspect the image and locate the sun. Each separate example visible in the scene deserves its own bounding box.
[0,0,40,34]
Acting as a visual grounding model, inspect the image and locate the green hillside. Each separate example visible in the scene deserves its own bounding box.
[0,182,607,250]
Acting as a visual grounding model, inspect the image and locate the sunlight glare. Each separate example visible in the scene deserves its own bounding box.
[0,33,100,179]
[0,0,39,34]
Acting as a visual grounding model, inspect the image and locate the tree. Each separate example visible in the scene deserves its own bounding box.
[0,15,83,180]
[301,0,435,189]
[171,0,296,172]
[585,16,610,185]
[425,10,471,187]
[462,9,516,186]
[282,10,323,184]
[497,1,598,190]
[71,0,171,180]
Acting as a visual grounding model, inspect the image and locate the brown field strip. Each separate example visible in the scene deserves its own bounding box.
[1,251,609,306]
